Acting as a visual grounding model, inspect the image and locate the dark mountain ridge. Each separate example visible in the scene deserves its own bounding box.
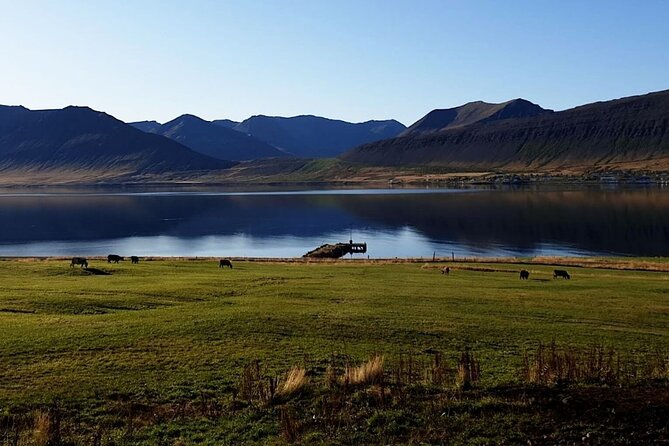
[0,105,233,175]
[211,119,240,129]
[401,98,551,136]
[135,114,286,161]
[232,114,406,158]
[342,90,669,170]
[130,120,162,133]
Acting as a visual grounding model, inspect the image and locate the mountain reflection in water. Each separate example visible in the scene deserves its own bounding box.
[0,187,667,257]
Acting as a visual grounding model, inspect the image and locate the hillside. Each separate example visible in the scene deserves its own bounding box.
[342,90,669,171]
[232,115,406,157]
[0,105,233,179]
[401,98,551,136]
[133,114,287,161]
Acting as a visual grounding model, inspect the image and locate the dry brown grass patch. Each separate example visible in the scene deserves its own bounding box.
[522,342,626,385]
[343,355,384,387]
[277,366,309,398]
[32,409,60,446]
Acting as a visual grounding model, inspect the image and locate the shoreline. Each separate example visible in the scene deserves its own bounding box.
[0,168,666,189]
[0,178,664,195]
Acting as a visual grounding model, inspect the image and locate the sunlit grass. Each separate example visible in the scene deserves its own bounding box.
[0,258,666,443]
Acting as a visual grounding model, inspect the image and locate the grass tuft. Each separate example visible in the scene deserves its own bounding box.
[456,351,481,390]
[428,351,453,387]
[343,355,384,387]
[279,406,301,442]
[277,366,309,398]
[522,342,626,385]
[33,409,60,446]
[238,360,277,405]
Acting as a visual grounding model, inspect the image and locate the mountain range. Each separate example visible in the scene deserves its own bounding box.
[0,105,232,179]
[1,89,668,185]
[228,115,406,158]
[342,90,669,170]
[131,114,406,160]
[130,114,286,161]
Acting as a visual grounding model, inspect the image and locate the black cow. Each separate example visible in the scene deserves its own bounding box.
[441,266,450,275]
[519,269,530,280]
[107,254,124,263]
[219,259,233,269]
[131,256,139,264]
[71,257,88,268]
[553,269,570,279]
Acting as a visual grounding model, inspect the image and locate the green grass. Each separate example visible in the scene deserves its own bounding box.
[0,259,667,444]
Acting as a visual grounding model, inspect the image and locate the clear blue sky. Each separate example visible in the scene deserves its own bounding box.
[0,0,667,126]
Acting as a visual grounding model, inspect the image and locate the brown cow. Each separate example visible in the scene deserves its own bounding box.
[219,259,233,269]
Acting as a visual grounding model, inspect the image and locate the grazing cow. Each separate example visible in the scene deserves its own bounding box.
[70,257,88,268]
[441,266,450,275]
[130,256,139,264]
[519,269,530,280]
[219,259,233,269]
[107,254,124,263]
[553,269,570,279]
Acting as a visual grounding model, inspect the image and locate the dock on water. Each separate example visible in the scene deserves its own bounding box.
[304,240,368,258]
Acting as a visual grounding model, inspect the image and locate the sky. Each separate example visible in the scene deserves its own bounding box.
[0,0,668,126]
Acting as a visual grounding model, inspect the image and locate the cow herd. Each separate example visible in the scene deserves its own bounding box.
[441,266,571,280]
[69,257,568,281]
[519,268,572,280]
[70,255,139,267]
[69,256,234,269]
[519,269,572,280]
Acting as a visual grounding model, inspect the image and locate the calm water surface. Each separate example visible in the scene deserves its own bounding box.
[0,186,667,258]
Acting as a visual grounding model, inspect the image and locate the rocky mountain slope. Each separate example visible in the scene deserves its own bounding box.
[400,99,551,136]
[0,105,232,177]
[342,90,669,170]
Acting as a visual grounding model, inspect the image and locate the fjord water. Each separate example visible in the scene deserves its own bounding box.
[0,187,667,258]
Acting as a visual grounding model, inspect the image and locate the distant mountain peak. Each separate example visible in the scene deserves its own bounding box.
[211,119,239,129]
[0,105,29,112]
[63,105,94,111]
[132,113,286,161]
[128,120,162,133]
[162,114,210,131]
[173,113,204,122]
[402,98,551,136]
[232,114,407,158]
[0,105,232,178]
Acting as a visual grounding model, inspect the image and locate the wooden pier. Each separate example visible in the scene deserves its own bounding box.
[304,240,368,258]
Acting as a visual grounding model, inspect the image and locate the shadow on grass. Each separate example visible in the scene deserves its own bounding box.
[83,268,112,276]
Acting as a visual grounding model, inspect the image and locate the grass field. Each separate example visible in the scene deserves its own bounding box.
[0,258,667,445]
